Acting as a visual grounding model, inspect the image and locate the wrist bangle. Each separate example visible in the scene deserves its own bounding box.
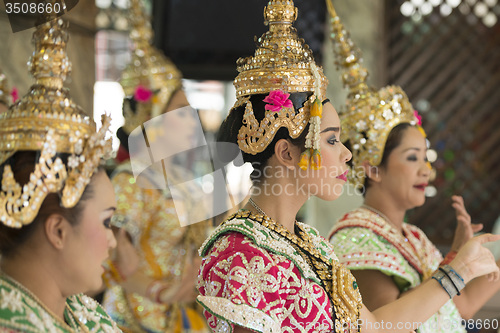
[441,251,457,265]
[440,264,465,295]
[432,269,458,298]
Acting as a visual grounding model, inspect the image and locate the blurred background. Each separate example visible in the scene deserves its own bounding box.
[0,0,499,328]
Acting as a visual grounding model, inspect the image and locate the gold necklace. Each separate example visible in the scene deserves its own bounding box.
[0,273,90,333]
[236,206,362,332]
[248,198,266,216]
[361,204,433,280]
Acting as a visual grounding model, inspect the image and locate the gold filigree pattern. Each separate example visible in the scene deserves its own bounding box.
[231,0,328,156]
[233,1,327,98]
[0,13,112,228]
[249,212,361,331]
[331,264,362,330]
[237,96,312,154]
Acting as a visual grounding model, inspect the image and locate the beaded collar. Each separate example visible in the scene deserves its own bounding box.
[0,273,119,332]
[360,205,434,280]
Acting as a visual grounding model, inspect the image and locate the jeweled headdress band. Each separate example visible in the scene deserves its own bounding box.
[0,2,112,228]
[233,0,328,170]
[326,0,418,186]
[120,0,182,134]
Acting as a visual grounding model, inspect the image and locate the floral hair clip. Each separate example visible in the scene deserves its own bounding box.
[122,85,163,134]
[11,87,18,104]
[413,110,427,139]
[132,85,162,119]
[412,109,432,170]
[133,85,159,105]
[263,90,293,112]
[261,89,322,170]
[413,110,422,126]
[134,85,152,102]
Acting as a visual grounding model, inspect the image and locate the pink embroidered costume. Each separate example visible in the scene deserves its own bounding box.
[196,1,362,332]
[197,212,340,333]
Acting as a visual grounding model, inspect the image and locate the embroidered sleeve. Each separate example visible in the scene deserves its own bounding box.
[197,232,283,333]
[330,227,419,291]
[67,295,122,332]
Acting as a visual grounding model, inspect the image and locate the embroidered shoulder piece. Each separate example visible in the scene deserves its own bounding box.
[0,275,121,333]
[66,294,121,332]
[0,276,71,333]
[330,208,441,279]
[299,221,340,262]
[200,211,329,284]
[331,225,421,288]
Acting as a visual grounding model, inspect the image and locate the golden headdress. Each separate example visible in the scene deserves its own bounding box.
[0,68,11,106]
[0,5,112,228]
[120,0,182,134]
[233,0,328,170]
[326,0,419,186]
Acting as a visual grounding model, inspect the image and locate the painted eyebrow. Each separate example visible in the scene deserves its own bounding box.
[320,127,340,134]
[403,147,423,152]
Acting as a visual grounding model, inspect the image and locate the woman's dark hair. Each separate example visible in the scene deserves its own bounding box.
[0,151,99,256]
[116,126,130,153]
[217,92,312,182]
[363,122,413,194]
[116,97,137,153]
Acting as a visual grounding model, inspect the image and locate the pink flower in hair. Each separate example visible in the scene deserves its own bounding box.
[11,87,18,103]
[263,90,293,112]
[134,85,153,103]
[414,110,422,126]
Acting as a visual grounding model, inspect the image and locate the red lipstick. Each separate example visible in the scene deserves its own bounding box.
[336,170,348,181]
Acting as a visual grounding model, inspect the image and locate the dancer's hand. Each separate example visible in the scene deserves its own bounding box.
[450,195,483,252]
[451,233,500,283]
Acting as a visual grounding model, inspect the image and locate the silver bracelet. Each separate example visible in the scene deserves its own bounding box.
[432,269,460,298]
[440,264,465,295]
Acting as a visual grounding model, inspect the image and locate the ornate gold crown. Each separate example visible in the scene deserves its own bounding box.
[326,0,418,186]
[0,10,112,228]
[0,68,11,106]
[233,0,328,168]
[120,0,182,134]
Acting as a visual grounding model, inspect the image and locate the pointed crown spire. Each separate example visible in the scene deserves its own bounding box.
[327,0,418,186]
[0,1,112,228]
[120,0,182,134]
